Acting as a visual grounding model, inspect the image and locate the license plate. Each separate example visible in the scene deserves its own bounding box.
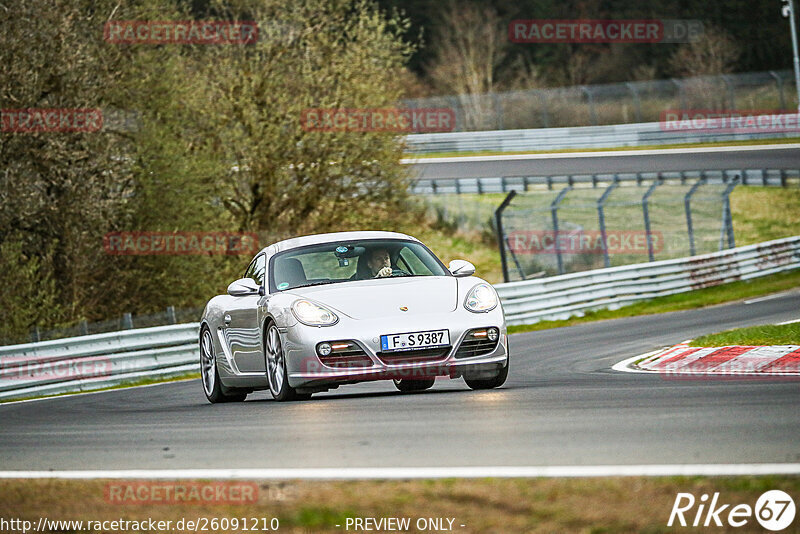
[380,329,450,352]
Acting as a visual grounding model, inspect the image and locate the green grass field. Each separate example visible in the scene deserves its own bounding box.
[690,322,800,347]
[507,269,800,335]
[3,476,799,533]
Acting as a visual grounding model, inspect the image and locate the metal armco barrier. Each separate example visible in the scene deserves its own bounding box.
[0,323,200,401]
[495,236,800,325]
[405,116,800,154]
[1,236,798,400]
[411,169,799,195]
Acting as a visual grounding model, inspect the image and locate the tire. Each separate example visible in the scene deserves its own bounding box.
[264,322,311,401]
[464,358,509,390]
[393,378,436,392]
[200,326,247,403]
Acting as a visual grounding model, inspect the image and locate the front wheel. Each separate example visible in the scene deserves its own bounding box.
[464,358,509,390]
[393,378,435,392]
[265,322,311,401]
[200,327,247,403]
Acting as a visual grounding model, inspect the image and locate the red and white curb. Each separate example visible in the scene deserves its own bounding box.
[614,342,800,378]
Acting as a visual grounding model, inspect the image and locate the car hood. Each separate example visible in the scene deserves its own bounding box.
[289,276,458,320]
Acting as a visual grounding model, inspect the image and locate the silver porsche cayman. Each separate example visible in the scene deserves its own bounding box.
[199,231,509,402]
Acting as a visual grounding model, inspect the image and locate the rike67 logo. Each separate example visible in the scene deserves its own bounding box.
[669,490,796,530]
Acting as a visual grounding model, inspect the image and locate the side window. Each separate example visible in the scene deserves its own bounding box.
[243,257,257,280]
[399,247,434,275]
[243,254,265,285]
[252,254,266,286]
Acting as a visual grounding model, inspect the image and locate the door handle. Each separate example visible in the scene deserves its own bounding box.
[224,314,231,326]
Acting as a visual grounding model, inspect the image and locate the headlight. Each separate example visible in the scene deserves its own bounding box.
[291,299,339,326]
[465,283,498,313]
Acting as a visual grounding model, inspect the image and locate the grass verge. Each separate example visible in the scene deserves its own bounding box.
[508,268,800,335]
[689,322,800,347]
[404,137,800,160]
[2,477,799,533]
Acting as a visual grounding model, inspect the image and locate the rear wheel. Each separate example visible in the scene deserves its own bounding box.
[265,322,311,401]
[393,378,436,392]
[200,327,247,403]
[464,358,509,390]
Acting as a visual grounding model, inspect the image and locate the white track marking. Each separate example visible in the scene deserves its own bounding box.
[401,143,800,164]
[612,351,663,374]
[1,465,799,479]
[776,318,800,325]
[744,293,793,304]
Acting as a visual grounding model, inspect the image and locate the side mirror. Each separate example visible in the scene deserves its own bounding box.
[227,278,263,297]
[449,259,476,278]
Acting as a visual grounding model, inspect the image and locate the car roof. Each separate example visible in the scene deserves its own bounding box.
[262,231,421,255]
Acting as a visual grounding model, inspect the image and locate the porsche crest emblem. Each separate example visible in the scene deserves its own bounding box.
[399,306,409,312]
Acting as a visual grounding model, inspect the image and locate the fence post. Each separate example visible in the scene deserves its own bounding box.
[770,71,787,110]
[79,320,89,336]
[448,96,463,132]
[492,92,504,130]
[551,186,573,275]
[581,86,598,125]
[166,306,177,324]
[684,177,706,257]
[722,75,736,109]
[626,82,643,122]
[597,182,619,268]
[495,190,518,283]
[121,313,133,330]
[720,177,739,250]
[671,79,687,110]
[642,180,662,262]
[539,90,550,128]
[30,326,41,343]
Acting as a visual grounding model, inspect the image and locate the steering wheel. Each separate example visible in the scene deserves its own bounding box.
[390,268,411,277]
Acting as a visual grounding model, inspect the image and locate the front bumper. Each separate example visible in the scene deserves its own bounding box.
[282,308,508,389]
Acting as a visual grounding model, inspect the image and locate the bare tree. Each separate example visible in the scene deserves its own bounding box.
[669,27,741,78]
[425,1,507,130]
[669,27,740,109]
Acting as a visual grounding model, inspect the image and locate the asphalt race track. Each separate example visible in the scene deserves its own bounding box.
[1,290,798,471]
[408,145,800,180]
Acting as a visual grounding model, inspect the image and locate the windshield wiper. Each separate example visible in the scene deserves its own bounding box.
[289,280,343,289]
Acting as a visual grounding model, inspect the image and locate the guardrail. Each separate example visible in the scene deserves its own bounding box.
[411,169,799,195]
[0,323,200,401]
[1,236,798,400]
[405,116,800,154]
[495,236,800,325]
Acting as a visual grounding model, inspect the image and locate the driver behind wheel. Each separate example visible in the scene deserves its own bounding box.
[367,248,393,278]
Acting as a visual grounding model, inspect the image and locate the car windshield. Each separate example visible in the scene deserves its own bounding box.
[269,239,449,292]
